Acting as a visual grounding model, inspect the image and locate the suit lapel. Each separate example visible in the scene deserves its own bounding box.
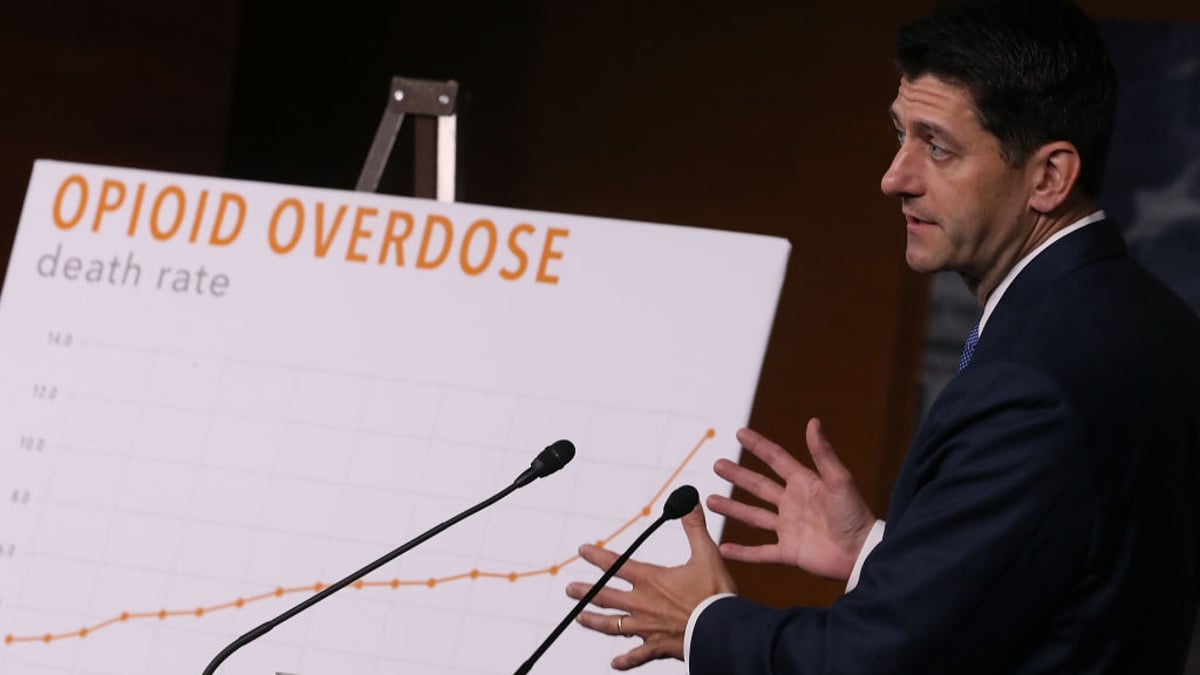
[888,221,1128,520]
[972,220,1127,368]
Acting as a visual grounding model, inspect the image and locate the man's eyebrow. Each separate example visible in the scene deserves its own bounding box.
[912,119,954,140]
[889,107,964,150]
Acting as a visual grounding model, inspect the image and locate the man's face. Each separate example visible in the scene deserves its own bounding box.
[882,75,1036,289]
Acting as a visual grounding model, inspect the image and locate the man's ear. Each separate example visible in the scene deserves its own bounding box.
[1028,141,1082,213]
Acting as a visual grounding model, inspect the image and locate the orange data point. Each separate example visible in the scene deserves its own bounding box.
[5,634,13,644]
[354,580,364,590]
[313,582,324,592]
[470,569,480,579]
[235,598,244,608]
[641,506,651,517]
[79,629,88,638]
[549,566,559,575]
[120,612,129,621]
[507,572,518,582]
[43,634,51,644]
[595,541,605,548]
[274,587,284,597]
[426,579,437,588]
[390,579,400,589]
[157,610,167,620]
[195,608,204,618]
[705,428,715,438]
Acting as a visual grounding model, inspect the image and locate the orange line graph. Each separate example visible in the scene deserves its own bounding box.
[3,428,715,646]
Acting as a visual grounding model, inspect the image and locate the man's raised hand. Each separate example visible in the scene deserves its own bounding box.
[708,418,876,581]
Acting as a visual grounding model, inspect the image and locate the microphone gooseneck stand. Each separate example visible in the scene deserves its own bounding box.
[513,484,699,675]
[201,439,576,675]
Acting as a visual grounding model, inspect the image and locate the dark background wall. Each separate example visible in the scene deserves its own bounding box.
[1,0,1196,613]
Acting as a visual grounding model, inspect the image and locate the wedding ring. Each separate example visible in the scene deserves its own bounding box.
[617,614,625,635]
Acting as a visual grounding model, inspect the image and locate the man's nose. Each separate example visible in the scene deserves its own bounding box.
[881,145,922,199]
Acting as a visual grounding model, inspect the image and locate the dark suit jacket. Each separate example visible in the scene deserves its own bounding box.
[691,221,1200,674]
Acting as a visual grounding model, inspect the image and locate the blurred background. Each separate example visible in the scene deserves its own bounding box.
[1,0,1196,628]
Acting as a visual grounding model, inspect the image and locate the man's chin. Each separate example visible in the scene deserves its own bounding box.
[904,247,943,274]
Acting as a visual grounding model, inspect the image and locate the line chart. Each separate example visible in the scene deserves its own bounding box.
[3,428,716,647]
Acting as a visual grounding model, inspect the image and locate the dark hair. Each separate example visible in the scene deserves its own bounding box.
[896,0,1117,199]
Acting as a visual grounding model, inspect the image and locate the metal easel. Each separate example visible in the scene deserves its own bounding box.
[356,76,459,202]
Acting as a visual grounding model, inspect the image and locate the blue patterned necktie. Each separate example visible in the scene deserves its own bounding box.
[957,323,980,373]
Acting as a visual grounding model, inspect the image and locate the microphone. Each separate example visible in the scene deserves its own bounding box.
[200,439,576,675]
[513,484,700,675]
[513,439,576,487]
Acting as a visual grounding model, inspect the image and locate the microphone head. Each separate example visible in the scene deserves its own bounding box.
[662,485,699,520]
[533,439,575,478]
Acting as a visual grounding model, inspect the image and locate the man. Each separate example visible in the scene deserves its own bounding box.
[566,0,1200,672]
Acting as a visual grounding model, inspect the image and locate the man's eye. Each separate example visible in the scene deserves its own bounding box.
[895,130,906,145]
[928,142,949,159]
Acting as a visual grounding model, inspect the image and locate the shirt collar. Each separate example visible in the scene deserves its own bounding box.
[977,210,1106,335]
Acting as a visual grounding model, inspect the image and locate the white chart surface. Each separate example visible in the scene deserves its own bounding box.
[0,160,789,674]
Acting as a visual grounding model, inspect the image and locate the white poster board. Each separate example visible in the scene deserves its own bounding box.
[0,160,789,674]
